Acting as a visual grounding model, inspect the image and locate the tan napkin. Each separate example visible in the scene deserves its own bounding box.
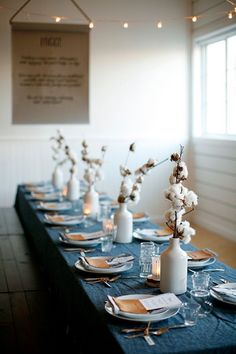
[154,227,173,236]
[133,212,146,219]
[113,297,147,314]
[40,202,57,209]
[187,249,215,261]
[47,215,65,222]
[33,192,46,199]
[85,257,110,268]
[66,233,102,241]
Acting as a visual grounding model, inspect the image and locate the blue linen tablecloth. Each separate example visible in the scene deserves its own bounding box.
[15,185,236,354]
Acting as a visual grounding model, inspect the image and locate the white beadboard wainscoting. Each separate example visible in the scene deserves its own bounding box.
[0,137,184,224]
[191,138,236,242]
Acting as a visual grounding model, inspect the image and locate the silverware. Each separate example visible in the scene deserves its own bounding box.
[123,323,192,335]
[189,268,225,273]
[63,247,95,253]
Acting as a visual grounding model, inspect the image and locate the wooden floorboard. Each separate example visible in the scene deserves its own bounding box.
[0,207,71,354]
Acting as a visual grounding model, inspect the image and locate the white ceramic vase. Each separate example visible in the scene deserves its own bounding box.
[52,165,64,190]
[67,174,80,201]
[83,184,99,216]
[160,237,188,295]
[114,203,133,243]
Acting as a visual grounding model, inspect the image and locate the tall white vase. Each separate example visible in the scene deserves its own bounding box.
[52,165,64,190]
[114,203,133,243]
[83,184,99,216]
[160,238,187,295]
[67,174,80,201]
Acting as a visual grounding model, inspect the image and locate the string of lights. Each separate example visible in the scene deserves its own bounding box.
[2,0,236,28]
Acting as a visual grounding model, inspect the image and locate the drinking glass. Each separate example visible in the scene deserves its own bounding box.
[139,242,156,278]
[97,203,111,222]
[190,271,213,317]
[181,301,200,325]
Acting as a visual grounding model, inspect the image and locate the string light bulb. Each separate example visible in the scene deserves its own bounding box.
[123,22,129,28]
[55,17,61,23]
[192,16,197,22]
[89,22,94,28]
[228,12,233,19]
[157,21,162,29]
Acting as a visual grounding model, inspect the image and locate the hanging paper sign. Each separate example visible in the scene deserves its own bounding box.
[11,23,89,124]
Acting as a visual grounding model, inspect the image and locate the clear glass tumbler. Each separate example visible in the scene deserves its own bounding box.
[139,242,155,278]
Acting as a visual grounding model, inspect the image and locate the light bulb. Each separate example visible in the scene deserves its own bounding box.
[89,22,94,29]
[157,21,162,29]
[192,16,197,23]
[123,22,128,28]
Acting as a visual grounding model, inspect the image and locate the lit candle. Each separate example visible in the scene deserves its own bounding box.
[152,255,160,280]
[83,205,91,216]
[102,218,113,234]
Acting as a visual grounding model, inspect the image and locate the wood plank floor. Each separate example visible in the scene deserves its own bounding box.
[0,208,78,354]
[191,224,236,269]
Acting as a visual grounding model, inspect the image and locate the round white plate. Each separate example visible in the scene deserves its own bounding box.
[188,257,216,269]
[75,258,133,274]
[59,234,101,247]
[44,215,84,226]
[133,229,172,242]
[105,294,180,322]
[37,202,72,211]
[210,283,236,305]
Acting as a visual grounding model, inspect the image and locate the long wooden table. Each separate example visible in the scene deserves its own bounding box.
[15,185,236,354]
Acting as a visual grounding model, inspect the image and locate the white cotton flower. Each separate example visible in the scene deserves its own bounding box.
[147,158,158,167]
[136,175,144,184]
[69,149,78,163]
[169,175,177,184]
[181,235,191,244]
[130,190,140,204]
[84,168,95,185]
[120,178,133,197]
[185,190,198,207]
[177,221,196,243]
[95,169,104,181]
[172,196,184,208]
[178,161,188,179]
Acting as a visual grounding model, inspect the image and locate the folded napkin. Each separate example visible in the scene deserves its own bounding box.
[108,293,182,314]
[133,212,147,219]
[65,231,104,241]
[212,285,236,300]
[32,192,59,200]
[82,254,134,269]
[187,249,216,261]
[45,214,80,222]
[155,227,173,236]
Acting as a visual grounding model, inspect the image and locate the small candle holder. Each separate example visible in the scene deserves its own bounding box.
[146,254,160,288]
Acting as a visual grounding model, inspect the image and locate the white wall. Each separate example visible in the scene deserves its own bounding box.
[191,0,236,242]
[0,0,191,223]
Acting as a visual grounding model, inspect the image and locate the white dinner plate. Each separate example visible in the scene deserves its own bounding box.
[188,257,216,269]
[59,232,103,247]
[105,294,180,322]
[132,213,150,223]
[75,257,133,274]
[133,229,172,242]
[37,202,72,211]
[44,214,84,226]
[210,283,236,306]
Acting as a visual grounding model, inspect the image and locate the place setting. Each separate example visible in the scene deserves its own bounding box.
[132,212,150,223]
[59,230,104,247]
[133,226,173,243]
[43,212,84,226]
[36,201,73,211]
[187,249,217,270]
[30,191,62,201]
[75,252,134,275]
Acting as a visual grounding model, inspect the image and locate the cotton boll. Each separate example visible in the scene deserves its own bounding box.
[130,191,140,204]
[169,175,177,184]
[185,190,198,207]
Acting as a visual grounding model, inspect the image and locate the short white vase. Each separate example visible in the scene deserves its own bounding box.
[83,184,99,215]
[160,237,187,295]
[52,165,64,190]
[67,174,80,201]
[114,203,133,243]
